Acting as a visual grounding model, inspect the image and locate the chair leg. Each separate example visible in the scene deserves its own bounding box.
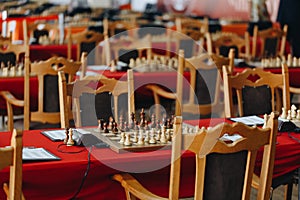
[284,182,293,200]
[298,168,300,200]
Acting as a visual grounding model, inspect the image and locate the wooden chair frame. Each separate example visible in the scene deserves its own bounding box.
[213,32,251,61]
[146,49,234,119]
[252,25,288,59]
[67,28,104,62]
[0,56,81,131]
[113,112,278,200]
[59,69,135,128]
[223,64,290,118]
[0,129,24,200]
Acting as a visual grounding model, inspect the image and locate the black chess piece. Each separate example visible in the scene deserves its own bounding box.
[113,122,118,133]
[103,122,109,133]
[98,119,104,130]
[140,108,146,127]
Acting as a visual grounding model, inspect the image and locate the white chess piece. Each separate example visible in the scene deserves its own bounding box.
[280,107,287,119]
[297,110,300,121]
[287,110,292,120]
[119,132,125,144]
[291,104,297,119]
[110,60,116,72]
[67,129,75,146]
[137,131,144,145]
[262,114,268,129]
[287,54,292,66]
[129,58,135,68]
[124,134,132,146]
[293,57,298,67]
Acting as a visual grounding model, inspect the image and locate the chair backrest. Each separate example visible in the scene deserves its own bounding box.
[252,24,288,59]
[0,129,23,200]
[105,19,137,38]
[223,64,290,118]
[170,29,212,58]
[59,69,135,128]
[213,32,251,60]
[146,49,233,120]
[170,112,278,200]
[182,52,226,117]
[108,34,152,65]
[0,34,28,67]
[67,28,104,62]
[25,19,60,45]
[24,56,81,130]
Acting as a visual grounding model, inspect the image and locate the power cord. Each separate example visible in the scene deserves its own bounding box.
[69,146,93,200]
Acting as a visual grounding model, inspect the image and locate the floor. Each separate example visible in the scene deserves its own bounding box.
[0,116,299,199]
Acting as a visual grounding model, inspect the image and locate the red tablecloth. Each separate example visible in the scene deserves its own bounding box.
[0,77,38,115]
[0,128,195,200]
[0,118,300,199]
[30,44,77,61]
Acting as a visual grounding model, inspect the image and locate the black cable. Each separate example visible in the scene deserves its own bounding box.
[69,146,93,200]
[288,132,300,143]
[57,143,86,154]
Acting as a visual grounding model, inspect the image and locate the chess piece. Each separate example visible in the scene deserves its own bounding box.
[98,119,104,130]
[129,58,135,68]
[137,130,144,145]
[296,110,300,121]
[103,122,109,133]
[67,128,75,146]
[160,127,167,144]
[140,108,146,127]
[112,122,118,134]
[144,130,150,143]
[293,57,298,67]
[287,54,292,66]
[291,104,297,119]
[110,60,116,72]
[262,114,268,129]
[64,128,69,144]
[149,133,157,144]
[276,57,281,67]
[119,132,125,144]
[9,66,16,76]
[124,134,132,146]
[2,67,8,76]
[132,131,138,143]
[287,110,292,120]
[280,107,287,119]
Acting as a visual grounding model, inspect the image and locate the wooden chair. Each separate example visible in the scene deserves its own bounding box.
[0,56,81,131]
[0,33,28,67]
[107,34,152,66]
[175,17,209,35]
[1,129,24,200]
[67,28,104,63]
[213,32,251,61]
[58,69,135,128]
[113,112,278,200]
[146,49,234,120]
[223,63,296,199]
[25,19,60,45]
[252,24,288,59]
[223,63,290,118]
[105,19,137,38]
[175,17,210,54]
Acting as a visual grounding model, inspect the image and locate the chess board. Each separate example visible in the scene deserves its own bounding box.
[85,122,197,153]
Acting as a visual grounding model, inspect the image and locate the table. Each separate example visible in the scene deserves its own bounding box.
[0,118,299,199]
[30,44,77,61]
[0,76,38,115]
